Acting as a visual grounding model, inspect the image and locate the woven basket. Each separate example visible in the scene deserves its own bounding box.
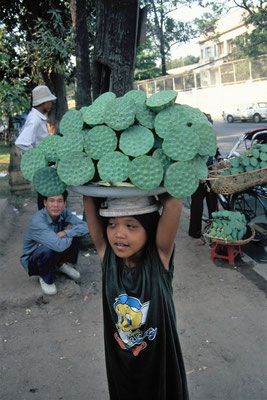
[208,166,267,195]
[203,224,255,245]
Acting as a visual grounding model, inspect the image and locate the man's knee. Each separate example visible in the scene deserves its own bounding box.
[35,245,55,263]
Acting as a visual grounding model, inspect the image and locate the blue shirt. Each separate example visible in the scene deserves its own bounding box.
[20,207,89,272]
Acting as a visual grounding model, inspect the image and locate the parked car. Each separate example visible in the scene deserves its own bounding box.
[222,102,267,123]
[203,112,213,124]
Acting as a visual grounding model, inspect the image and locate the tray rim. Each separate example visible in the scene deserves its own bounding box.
[68,184,167,198]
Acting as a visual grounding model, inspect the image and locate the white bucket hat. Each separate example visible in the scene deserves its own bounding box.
[99,196,161,217]
[32,85,57,106]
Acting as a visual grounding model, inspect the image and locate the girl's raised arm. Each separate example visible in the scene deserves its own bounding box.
[83,196,107,262]
[156,194,182,270]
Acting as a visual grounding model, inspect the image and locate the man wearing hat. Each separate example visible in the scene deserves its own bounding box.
[15,85,57,152]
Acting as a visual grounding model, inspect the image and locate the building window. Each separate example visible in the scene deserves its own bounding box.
[227,40,233,54]
[218,42,225,56]
[205,47,212,58]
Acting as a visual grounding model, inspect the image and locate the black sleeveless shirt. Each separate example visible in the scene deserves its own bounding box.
[101,243,189,400]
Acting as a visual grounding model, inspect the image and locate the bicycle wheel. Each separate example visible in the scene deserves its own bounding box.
[231,191,267,241]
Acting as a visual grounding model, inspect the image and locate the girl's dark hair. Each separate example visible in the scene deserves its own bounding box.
[133,212,160,244]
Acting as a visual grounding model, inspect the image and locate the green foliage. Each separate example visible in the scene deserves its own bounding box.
[166,55,200,70]
[135,40,161,80]
[140,0,197,75]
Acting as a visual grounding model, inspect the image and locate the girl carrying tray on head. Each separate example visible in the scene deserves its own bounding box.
[83,193,189,400]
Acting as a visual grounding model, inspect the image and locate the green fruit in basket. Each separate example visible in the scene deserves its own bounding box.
[83,103,106,126]
[129,155,164,190]
[162,125,200,161]
[57,132,84,159]
[245,165,254,172]
[57,152,95,186]
[154,104,187,139]
[119,125,154,157]
[260,161,267,168]
[36,135,61,163]
[84,125,117,160]
[251,148,260,159]
[152,148,172,172]
[59,110,84,135]
[20,148,47,181]
[250,156,258,167]
[97,151,130,183]
[259,151,267,161]
[123,90,146,105]
[146,90,177,113]
[191,154,208,179]
[230,157,240,168]
[104,97,136,131]
[230,167,241,175]
[93,91,116,105]
[240,156,250,167]
[135,102,155,129]
[33,166,66,197]
[164,161,199,198]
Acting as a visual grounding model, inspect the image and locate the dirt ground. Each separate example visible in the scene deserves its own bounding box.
[0,186,266,400]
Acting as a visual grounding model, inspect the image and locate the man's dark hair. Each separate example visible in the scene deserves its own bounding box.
[43,190,68,202]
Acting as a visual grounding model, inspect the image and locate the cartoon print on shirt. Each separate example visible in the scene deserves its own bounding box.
[113,294,157,357]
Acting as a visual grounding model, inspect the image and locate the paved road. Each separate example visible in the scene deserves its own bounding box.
[212,119,267,158]
[210,119,267,264]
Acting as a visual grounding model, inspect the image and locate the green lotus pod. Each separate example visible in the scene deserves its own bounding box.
[104,97,136,131]
[240,156,250,167]
[146,90,177,113]
[164,161,199,198]
[36,135,62,163]
[251,148,260,159]
[162,125,200,161]
[123,89,146,105]
[33,167,66,197]
[154,104,188,139]
[259,151,267,161]
[135,102,156,129]
[230,167,240,175]
[119,125,154,157]
[57,151,95,186]
[20,148,47,181]
[82,103,106,126]
[191,154,208,179]
[250,156,258,167]
[59,110,84,136]
[80,106,88,117]
[219,169,231,176]
[230,157,240,168]
[245,165,254,172]
[196,124,217,156]
[57,132,84,159]
[182,105,212,126]
[93,91,116,105]
[260,161,267,168]
[97,151,130,183]
[129,155,164,190]
[84,125,117,160]
[152,148,172,172]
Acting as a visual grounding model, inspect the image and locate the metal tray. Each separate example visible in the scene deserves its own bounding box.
[68,184,166,198]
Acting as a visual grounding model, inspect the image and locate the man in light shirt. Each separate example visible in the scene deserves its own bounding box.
[15,85,57,208]
[15,85,56,152]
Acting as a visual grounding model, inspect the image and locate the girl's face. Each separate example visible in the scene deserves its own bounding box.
[106,216,147,267]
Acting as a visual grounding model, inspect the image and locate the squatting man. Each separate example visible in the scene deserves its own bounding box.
[20,190,88,295]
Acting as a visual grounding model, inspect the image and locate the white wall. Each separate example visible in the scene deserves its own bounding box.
[176,80,267,119]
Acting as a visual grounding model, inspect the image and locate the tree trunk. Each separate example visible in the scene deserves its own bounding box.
[70,0,92,109]
[93,0,140,99]
[43,72,68,133]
